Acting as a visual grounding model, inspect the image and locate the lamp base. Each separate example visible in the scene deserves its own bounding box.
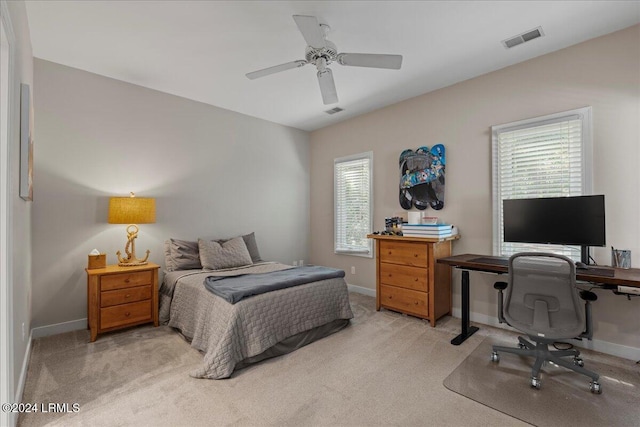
[116,225,151,267]
[118,260,149,267]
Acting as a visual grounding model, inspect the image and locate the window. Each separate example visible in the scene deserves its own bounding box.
[334,152,373,257]
[492,107,593,259]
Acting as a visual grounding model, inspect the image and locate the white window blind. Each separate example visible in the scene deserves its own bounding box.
[334,152,373,257]
[492,107,592,259]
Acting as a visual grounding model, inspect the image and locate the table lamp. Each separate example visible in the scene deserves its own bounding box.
[108,192,156,266]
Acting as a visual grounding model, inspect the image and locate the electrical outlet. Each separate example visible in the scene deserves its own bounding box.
[293,260,298,266]
[299,260,304,266]
[351,266,356,274]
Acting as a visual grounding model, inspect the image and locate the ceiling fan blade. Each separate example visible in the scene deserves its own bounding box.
[245,60,308,80]
[337,53,403,70]
[317,68,338,105]
[293,15,327,49]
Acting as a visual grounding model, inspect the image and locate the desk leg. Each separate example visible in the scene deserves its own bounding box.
[451,270,479,345]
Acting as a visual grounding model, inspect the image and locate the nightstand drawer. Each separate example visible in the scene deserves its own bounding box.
[379,284,428,318]
[379,241,428,267]
[101,285,151,308]
[380,263,427,291]
[100,300,151,330]
[101,271,152,291]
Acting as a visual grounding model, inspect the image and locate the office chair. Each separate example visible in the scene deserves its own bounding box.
[491,252,602,393]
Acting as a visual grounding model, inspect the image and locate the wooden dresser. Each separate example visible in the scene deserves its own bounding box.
[86,263,160,342]
[368,234,458,326]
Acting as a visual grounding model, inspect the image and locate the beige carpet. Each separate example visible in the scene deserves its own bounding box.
[20,293,536,426]
[444,337,640,426]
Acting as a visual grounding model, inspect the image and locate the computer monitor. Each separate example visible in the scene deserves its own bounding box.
[503,195,606,264]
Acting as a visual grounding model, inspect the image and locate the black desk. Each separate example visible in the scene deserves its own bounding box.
[437,253,640,345]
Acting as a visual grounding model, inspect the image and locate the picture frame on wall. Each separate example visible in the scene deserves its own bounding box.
[19,83,33,201]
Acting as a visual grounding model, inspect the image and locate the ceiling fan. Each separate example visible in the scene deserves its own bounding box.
[246,15,403,105]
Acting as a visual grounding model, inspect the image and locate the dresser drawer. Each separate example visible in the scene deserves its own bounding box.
[100,285,151,308]
[100,300,151,330]
[379,241,428,267]
[100,271,152,291]
[379,263,427,291]
[379,284,428,318]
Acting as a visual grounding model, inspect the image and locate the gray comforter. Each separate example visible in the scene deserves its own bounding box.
[159,262,353,379]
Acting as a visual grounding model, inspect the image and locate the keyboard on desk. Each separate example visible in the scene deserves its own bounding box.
[469,256,615,277]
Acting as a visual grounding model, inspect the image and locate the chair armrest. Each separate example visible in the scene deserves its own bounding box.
[578,290,596,340]
[579,290,597,302]
[494,281,508,291]
[494,281,508,324]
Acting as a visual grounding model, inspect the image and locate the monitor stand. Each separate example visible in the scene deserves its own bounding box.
[581,245,590,265]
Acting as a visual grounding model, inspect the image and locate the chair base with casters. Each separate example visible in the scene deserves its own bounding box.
[491,336,601,393]
[491,268,602,394]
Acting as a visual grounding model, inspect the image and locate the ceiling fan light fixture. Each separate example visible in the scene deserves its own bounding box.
[245,15,403,105]
[316,56,328,72]
[305,42,338,65]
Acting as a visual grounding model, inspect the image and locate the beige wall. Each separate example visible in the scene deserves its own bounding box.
[32,59,310,328]
[3,0,34,407]
[310,25,640,356]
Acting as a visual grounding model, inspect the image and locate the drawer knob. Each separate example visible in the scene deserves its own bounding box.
[388,251,392,255]
[414,254,418,257]
[125,312,131,317]
[124,279,130,283]
[415,278,419,281]
[125,294,131,298]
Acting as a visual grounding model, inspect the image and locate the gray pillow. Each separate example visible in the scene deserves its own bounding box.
[198,237,253,270]
[169,238,202,270]
[242,232,263,263]
[163,240,177,271]
[214,233,262,264]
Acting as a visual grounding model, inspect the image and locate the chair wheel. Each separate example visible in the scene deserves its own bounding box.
[574,357,584,367]
[518,343,527,349]
[531,377,541,389]
[491,351,500,363]
[590,381,602,394]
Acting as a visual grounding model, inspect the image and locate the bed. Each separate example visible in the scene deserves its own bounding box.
[159,235,353,379]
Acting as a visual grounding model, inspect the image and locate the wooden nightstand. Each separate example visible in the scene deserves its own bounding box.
[86,263,160,342]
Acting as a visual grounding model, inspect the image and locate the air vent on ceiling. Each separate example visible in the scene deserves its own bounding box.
[502,26,544,49]
[325,107,344,115]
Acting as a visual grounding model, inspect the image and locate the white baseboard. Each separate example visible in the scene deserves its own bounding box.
[452,308,640,361]
[14,331,32,408]
[347,283,376,297]
[31,318,87,339]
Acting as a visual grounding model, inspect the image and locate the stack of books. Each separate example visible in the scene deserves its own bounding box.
[402,223,455,238]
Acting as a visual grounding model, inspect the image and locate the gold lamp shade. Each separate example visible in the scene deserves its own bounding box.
[108,196,156,224]
[108,193,156,266]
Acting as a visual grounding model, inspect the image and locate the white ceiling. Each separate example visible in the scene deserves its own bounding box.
[25,1,640,131]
